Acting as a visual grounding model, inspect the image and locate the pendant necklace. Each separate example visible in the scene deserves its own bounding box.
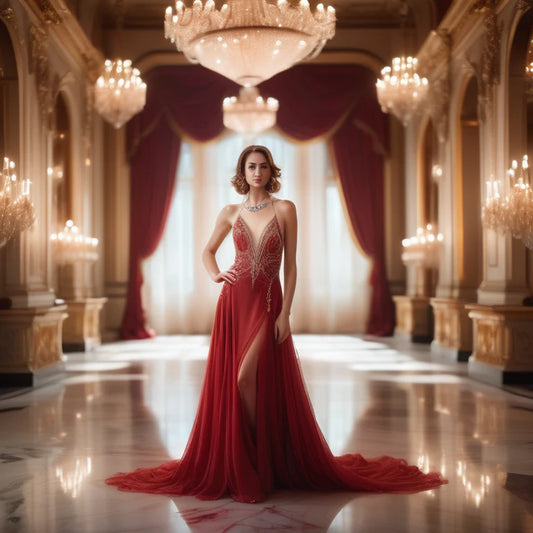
[244,195,272,213]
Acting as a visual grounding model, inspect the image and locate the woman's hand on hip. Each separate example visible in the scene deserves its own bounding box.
[213,269,237,284]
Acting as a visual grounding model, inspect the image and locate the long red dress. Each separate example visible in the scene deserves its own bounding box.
[106,208,446,503]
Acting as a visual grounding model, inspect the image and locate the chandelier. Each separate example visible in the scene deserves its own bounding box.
[223,86,279,134]
[401,224,443,269]
[164,0,336,87]
[94,59,147,129]
[50,220,99,264]
[0,157,35,248]
[483,155,533,250]
[376,56,429,125]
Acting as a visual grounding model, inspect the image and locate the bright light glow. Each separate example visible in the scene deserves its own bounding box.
[223,86,279,134]
[0,156,35,247]
[376,56,429,125]
[484,155,533,249]
[50,220,99,264]
[95,59,147,128]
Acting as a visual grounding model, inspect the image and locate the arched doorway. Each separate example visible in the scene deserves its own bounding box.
[52,93,73,232]
[0,19,19,160]
[502,8,532,302]
[416,119,439,298]
[0,18,20,296]
[455,76,482,301]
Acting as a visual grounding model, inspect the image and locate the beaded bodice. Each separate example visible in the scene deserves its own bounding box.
[232,214,283,311]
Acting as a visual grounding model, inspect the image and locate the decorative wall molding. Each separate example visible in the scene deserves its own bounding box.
[0,5,15,22]
[84,79,94,165]
[30,22,51,120]
[426,31,452,142]
[467,304,533,372]
[476,1,502,108]
[431,298,473,357]
[517,0,533,13]
[36,0,65,25]
[0,6,23,47]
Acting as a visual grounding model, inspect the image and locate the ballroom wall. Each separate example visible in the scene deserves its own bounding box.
[0,0,532,387]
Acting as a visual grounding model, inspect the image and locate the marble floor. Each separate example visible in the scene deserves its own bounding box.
[1,335,532,532]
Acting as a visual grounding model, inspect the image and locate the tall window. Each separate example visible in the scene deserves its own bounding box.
[142,133,371,333]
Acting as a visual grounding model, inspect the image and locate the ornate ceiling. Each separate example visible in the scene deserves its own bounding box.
[92,0,422,30]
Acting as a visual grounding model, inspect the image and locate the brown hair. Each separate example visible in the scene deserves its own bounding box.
[231,145,281,195]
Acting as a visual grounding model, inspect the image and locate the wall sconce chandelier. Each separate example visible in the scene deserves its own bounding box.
[94,59,147,129]
[164,0,336,87]
[223,87,279,134]
[0,157,35,248]
[50,220,99,264]
[376,56,429,126]
[401,224,443,269]
[484,155,533,250]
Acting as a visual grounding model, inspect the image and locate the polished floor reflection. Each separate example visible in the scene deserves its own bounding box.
[1,335,532,532]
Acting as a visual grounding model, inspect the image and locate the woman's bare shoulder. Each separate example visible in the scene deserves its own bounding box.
[274,198,297,215]
[217,203,241,224]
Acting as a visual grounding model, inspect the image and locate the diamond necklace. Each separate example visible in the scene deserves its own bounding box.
[244,196,272,212]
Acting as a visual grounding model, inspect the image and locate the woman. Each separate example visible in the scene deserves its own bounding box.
[106,145,446,503]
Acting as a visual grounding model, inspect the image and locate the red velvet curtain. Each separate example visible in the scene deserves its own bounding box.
[121,65,395,339]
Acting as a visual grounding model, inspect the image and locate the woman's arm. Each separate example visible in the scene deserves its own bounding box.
[275,200,297,343]
[202,205,237,284]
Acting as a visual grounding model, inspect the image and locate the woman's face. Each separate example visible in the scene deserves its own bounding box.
[244,152,271,192]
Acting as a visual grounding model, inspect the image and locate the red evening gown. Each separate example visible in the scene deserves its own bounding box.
[106,205,446,503]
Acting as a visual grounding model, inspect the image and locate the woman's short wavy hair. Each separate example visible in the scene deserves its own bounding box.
[231,145,281,195]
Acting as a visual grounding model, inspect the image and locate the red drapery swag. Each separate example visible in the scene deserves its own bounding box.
[120,64,395,339]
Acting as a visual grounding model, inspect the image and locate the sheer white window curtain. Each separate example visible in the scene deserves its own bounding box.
[141,133,371,334]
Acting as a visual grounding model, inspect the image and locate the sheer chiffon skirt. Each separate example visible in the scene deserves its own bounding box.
[106,276,446,503]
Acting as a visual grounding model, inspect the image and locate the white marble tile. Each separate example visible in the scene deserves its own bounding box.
[1,335,532,532]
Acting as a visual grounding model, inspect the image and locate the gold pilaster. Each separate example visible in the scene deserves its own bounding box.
[393,295,433,343]
[431,298,473,361]
[467,304,533,385]
[62,297,107,352]
[0,305,67,387]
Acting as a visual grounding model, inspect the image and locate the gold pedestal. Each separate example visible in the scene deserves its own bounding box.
[430,298,473,362]
[466,304,533,385]
[62,297,107,352]
[393,295,433,343]
[0,305,68,387]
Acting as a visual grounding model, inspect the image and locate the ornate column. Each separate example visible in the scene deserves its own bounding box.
[0,3,105,385]
[0,8,68,389]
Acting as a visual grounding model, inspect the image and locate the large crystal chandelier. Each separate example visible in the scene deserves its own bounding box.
[401,224,443,269]
[484,156,533,250]
[223,87,279,134]
[94,59,147,129]
[376,56,429,125]
[50,220,99,264]
[0,157,35,248]
[164,0,336,87]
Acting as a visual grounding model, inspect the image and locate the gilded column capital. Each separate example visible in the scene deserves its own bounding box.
[36,0,66,25]
[420,30,452,143]
[30,22,52,120]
